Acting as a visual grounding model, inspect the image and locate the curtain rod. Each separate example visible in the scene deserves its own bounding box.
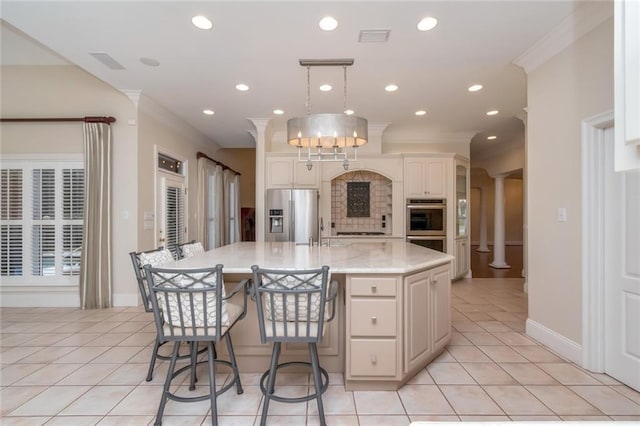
[0,116,116,124]
[197,152,241,176]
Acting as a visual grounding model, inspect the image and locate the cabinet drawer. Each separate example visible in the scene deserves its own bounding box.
[350,299,397,336]
[349,339,397,377]
[350,277,397,297]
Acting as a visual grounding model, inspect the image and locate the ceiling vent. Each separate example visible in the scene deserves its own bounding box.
[358,29,390,43]
[89,52,125,70]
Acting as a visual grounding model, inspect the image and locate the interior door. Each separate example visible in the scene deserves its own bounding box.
[156,172,187,257]
[604,127,640,391]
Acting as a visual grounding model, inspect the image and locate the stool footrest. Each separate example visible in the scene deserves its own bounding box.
[165,359,240,404]
[259,361,329,403]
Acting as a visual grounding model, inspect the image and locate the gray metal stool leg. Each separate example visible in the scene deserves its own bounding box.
[207,341,218,426]
[260,341,282,426]
[189,341,198,391]
[147,337,161,382]
[309,342,326,426]
[225,333,243,394]
[155,342,180,426]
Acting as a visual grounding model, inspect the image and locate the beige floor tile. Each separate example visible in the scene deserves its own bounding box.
[357,415,410,425]
[398,384,455,415]
[503,320,526,332]
[153,415,206,425]
[439,385,504,415]
[483,385,553,415]
[99,363,148,385]
[569,385,640,415]
[460,363,516,385]
[328,372,344,385]
[162,384,215,416]
[0,363,46,385]
[408,415,460,422]
[0,385,47,416]
[14,363,80,385]
[52,333,102,346]
[92,346,145,363]
[353,390,405,415]
[487,312,522,322]
[8,385,92,416]
[0,417,52,425]
[52,346,110,364]
[586,371,621,385]
[461,332,503,346]
[431,349,457,363]
[525,385,603,415]
[477,345,529,363]
[610,415,640,421]
[307,415,359,426]
[96,415,155,425]
[84,332,133,347]
[611,385,640,405]
[307,385,355,415]
[455,304,501,313]
[116,332,156,346]
[109,322,148,333]
[447,346,492,363]
[448,331,473,346]
[109,385,164,415]
[259,385,308,415]
[405,368,434,385]
[537,363,602,385]
[80,321,122,334]
[60,385,134,416]
[451,320,484,332]
[57,363,121,385]
[17,346,77,364]
[215,385,263,415]
[0,334,45,347]
[458,415,511,420]
[498,363,558,385]
[0,346,47,364]
[475,320,512,332]
[560,415,613,420]
[427,363,475,384]
[510,415,561,420]
[461,312,495,322]
[20,333,73,347]
[260,415,307,425]
[511,345,565,362]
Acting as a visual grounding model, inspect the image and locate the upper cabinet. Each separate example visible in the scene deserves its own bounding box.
[266,156,320,188]
[404,157,449,198]
[455,161,469,237]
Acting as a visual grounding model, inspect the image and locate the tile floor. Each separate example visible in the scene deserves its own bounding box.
[2,278,640,425]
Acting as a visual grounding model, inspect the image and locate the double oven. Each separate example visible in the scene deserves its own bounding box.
[406,198,446,252]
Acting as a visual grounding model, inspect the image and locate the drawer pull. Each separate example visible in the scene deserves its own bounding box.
[371,284,377,293]
[371,316,377,324]
[370,354,377,364]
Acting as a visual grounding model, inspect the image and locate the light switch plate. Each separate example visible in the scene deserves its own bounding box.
[557,207,567,222]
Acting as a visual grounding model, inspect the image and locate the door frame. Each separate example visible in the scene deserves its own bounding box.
[153,145,188,249]
[581,110,614,372]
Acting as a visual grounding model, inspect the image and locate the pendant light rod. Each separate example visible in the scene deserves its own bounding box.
[299,58,354,67]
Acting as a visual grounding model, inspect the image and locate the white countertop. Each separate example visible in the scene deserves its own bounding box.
[168,241,453,274]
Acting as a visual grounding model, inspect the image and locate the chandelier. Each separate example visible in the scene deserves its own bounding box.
[287,59,368,171]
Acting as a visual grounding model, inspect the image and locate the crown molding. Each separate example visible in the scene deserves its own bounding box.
[513,1,613,74]
[385,131,476,145]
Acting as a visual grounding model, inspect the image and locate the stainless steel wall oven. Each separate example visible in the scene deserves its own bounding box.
[406,199,446,252]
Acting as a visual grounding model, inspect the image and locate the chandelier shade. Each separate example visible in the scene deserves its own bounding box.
[287,113,368,149]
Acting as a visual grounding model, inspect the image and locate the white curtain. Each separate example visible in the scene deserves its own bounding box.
[230,173,240,244]
[196,158,217,249]
[210,164,224,248]
[79,122,112,309]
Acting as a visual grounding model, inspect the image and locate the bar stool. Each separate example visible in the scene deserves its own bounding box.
[144,264,248,426]
[176,240,205,259]
[250,265,338,426]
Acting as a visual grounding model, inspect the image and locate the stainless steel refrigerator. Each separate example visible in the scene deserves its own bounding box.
[265,189,319,243]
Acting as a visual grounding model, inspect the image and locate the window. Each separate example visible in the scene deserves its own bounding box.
[0,159,84,285]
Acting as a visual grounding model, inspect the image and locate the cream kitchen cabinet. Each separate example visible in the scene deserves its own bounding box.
[404,157,449,198]
[455,237,470,279]
[403,263,451,374]
[266,156,320,188]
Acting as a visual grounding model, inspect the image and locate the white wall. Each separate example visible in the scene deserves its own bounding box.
[0,65,139,306]
[527,18,613,345]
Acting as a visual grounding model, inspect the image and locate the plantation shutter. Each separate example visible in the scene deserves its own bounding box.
[1,169,23,276]
[165,184,185,257]
[62,169,84,275]
[31,169,56,276]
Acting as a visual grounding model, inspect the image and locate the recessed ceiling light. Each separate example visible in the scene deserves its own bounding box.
[415,110,427,116]
[203,109,215,116]
[487,135,497,140]
[319,16,338,31]
[140,57,160,67]
[468,84,483,92]
[385,84,398,92]
[192,15,213,30]
[417,17,438,31]
[486,110,499,116]
[235,83,249,91]
[344,109,354,115]
[273,109,284,115]
[319,84,332,92]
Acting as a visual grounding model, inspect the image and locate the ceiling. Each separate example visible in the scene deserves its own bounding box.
[0,1,578,152]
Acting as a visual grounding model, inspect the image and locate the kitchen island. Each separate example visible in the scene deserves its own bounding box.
[168,241,453,390]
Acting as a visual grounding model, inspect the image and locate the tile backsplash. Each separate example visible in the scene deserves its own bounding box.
[331,171,392,234]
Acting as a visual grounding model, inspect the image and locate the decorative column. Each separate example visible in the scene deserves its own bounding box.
[490,174,510,269]
[516,109,528,291]
[249,119,270,242]
[476,187,491,252]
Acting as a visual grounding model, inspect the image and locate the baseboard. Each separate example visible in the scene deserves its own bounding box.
[113,293,140,307]
[0,287,79,307]
[526,318,582,364]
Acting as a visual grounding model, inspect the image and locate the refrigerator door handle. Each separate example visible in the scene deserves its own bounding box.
[290,198,295,242]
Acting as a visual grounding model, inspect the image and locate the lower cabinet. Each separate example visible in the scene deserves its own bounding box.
[455,237,470,279]
[345,263,452,388]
